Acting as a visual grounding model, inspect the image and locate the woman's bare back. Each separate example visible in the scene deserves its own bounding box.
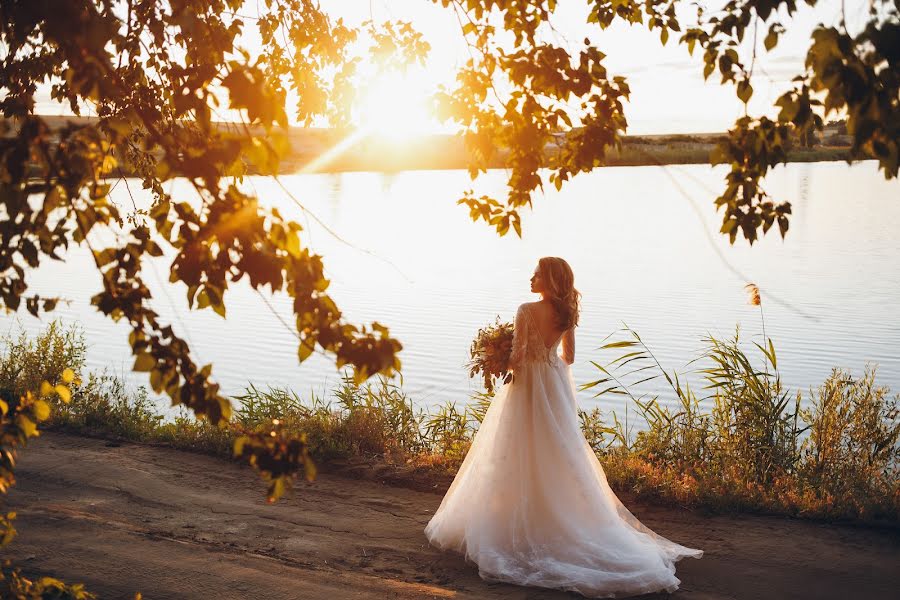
[527,301,575,364]
[527,301,564,346]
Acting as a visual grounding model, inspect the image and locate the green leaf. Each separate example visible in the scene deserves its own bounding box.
[580,377,611,390]
[631,375,659,387]
[589,361,612,375]
[610,351,646,365]
[737,80,753,104]
[600,341,639,349]
[593,385,623,397]
[149,368,164,393]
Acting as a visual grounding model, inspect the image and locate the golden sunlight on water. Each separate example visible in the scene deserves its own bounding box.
[3,162,898,421]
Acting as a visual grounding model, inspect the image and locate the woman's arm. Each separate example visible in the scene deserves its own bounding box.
[561,327,575,365]
[509,304,528,371]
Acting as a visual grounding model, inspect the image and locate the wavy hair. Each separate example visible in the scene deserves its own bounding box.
[537,257,581,330]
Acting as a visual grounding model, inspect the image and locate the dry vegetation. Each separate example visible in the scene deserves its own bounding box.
[3,322,895,525]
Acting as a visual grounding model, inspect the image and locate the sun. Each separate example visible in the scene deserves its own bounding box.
[357,72,435,142]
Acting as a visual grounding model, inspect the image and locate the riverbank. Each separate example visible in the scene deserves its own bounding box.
[15,115,856,174]
[275,131,855,173]
[4,431,899,599]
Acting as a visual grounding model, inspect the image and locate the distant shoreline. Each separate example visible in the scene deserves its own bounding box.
[14,115,858,176]
[278,141,855,175]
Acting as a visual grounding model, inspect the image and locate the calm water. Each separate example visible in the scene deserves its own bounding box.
[3,162,899,420]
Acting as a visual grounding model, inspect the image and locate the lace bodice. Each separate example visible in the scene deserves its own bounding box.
[509,303,570,369]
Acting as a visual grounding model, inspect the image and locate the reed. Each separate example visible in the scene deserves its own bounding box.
[5,322,898,521]
[582,325,899,520]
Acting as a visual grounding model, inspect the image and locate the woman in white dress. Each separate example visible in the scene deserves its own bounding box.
[425,257,702,598]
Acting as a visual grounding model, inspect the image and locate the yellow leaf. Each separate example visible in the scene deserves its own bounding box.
[303,454,317,482]
[133,353,155,372]
[197,289,211,309]
[233,436,246,457]
[40,381,53,397]
[267,477,286,503]
[297,340,314,363]
[54,385,71,404]
[0,399,7,416]
[285,232,300,257]
[32,400,50,421]
[61,368,75,384]
[149,369,164,394]
[17,415,37,438]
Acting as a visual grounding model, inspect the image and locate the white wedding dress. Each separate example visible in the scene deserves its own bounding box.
[425,302,702,598]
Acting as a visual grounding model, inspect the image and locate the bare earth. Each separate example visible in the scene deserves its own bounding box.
[2,432,898,600]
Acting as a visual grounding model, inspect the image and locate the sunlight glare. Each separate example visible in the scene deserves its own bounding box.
[358,72,435,142]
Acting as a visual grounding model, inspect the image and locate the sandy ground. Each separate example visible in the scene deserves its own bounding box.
[2,432,898,600]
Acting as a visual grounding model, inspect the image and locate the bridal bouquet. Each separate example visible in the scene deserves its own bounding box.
[467,318,514,393]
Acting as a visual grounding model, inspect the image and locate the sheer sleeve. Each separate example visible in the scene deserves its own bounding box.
[561,327,575,365]
[509,304,528,371]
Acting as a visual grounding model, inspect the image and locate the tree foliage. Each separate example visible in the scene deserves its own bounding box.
[0,0,897,501]
[439,0,897,243]
[0,0,419,497]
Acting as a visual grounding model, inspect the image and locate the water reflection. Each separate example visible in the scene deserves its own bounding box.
[2,162,897,422]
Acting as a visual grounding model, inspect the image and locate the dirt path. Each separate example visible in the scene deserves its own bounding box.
[2,432,898,599]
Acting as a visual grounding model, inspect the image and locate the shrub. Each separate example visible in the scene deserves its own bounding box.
[584,326,900,520]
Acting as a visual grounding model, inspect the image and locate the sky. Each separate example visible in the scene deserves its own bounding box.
[32,0,865,135]
[319,0,861,134]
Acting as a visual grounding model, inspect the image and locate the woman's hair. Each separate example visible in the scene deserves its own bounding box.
[537,257,581,330]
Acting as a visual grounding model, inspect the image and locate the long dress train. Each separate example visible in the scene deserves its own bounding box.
[425,303,702,598]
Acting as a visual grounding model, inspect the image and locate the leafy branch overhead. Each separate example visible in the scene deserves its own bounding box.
[440,0,898,243]
[0,0,420,498]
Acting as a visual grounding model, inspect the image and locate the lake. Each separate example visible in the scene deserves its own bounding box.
[3,161,898,422]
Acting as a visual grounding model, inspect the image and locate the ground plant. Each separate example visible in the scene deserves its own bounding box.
[6,322,896,526]
[582,325,899,520]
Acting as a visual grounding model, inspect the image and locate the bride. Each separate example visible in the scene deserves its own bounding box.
[425,257,702,598]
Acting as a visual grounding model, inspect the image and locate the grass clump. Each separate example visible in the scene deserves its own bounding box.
[234,378,429,462]
[5,321,898,522]
[17,323,470,472]
[583,326,899,521]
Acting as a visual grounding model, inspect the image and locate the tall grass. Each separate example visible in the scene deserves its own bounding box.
[583,325,899,520]
[0,321,85,399]
[13,323,472,468]
[234,377,429,461]
[5,322,898,522]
